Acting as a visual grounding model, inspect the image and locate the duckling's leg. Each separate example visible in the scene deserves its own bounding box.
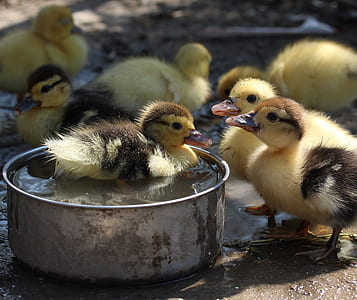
[245,204,277,228]
[295,227,342,261]
[245,203,273,215]
[295,219,311,236]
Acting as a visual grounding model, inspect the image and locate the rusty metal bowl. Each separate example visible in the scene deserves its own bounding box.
[3,146,229,285]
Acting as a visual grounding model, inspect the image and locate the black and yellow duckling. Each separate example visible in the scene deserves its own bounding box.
[0,5,88,95]
[45,101,212,180]
[15,64,129,147]
[266,38,357,111]
[217,65,264,99]
[226,97,357,261]
[81,42,212,113]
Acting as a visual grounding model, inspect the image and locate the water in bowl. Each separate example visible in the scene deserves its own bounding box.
[13,155,221,206]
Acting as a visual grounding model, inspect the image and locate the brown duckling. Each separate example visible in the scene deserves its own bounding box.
[45,101,212,180]
[226,97,357,261]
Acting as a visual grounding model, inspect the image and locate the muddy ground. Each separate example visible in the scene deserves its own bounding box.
[0,0,356,299]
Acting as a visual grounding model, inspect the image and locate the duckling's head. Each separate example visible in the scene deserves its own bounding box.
[32,5,77,42]
[217,65,264,99]
[15,64,71,114]
[226,97,305,149]
[174,43,212,79]
[137,101,212,149]
[212,78,278,116]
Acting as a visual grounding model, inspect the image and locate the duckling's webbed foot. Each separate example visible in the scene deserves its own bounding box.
[245,204,277,228]
[245,203,273,216]
[295,227,341,261]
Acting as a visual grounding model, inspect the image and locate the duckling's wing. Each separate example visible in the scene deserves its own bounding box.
[301,146,357,227]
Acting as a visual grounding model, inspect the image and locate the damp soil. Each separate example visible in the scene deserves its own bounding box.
[0,0,356,299]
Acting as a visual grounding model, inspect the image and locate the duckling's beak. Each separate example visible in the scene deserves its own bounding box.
[184,129,212,149]
[226,112,258,133]
[14,95,41,115]
[211,98,240,116]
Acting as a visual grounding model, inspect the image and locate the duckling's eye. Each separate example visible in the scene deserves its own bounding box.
[266,112,279,122]
[40,85,51,93]
[171,122,183,130]
[246,95,257,103]
[224,88,230,96]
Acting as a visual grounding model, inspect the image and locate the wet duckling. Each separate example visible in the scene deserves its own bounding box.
[0,5,88,94]
[212,78,278,180]
[45,101,212,180]
[83,42,212,113]
[15,64,129,146]
[226,97,357,261]
[266,38,357,111]
[217,65,264,99]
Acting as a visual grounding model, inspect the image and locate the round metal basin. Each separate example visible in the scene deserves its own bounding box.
[3,146,229,285]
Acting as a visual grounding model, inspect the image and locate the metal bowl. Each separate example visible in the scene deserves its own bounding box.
[3,146,229,285]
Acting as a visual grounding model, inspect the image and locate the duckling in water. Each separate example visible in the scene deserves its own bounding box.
[0,5,88,95]
[45,101,212,180]
[226,97,357,261]
[15,64,129,147]
[217,65,264,99]
[266,38,357,111]
[81,42,212,113]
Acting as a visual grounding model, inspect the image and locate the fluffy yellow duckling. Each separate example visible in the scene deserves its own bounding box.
[217,65,264,99]
[45,101,212,180]
[211,78,277,180]
[0,5,88,94]
[226,97,357,261]
[266,38,357,111]
[15,64,129,147]
[85,42,212,113]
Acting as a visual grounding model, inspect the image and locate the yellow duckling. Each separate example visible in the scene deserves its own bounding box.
[0,5,88,94]
[217,65,264,99]
[45,101,212,180]
[15,64,129,147]
[266,38,357,111]
[226,97,357,261]
[85,42,212,113]
[211,78,277,180]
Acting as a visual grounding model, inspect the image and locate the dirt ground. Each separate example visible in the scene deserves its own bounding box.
[0,0,356,299]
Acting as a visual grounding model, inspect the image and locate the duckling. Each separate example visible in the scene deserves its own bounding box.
[45,101,212,180]
[211,78,278,180]
[15,64,129,147]
[83,42,212,113]
[0,5,88,95]
[217,65,264,99]
[226,97,357,261]
[266,38,357,111]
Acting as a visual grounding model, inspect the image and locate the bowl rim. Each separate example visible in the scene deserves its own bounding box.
[3,146,230,209]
